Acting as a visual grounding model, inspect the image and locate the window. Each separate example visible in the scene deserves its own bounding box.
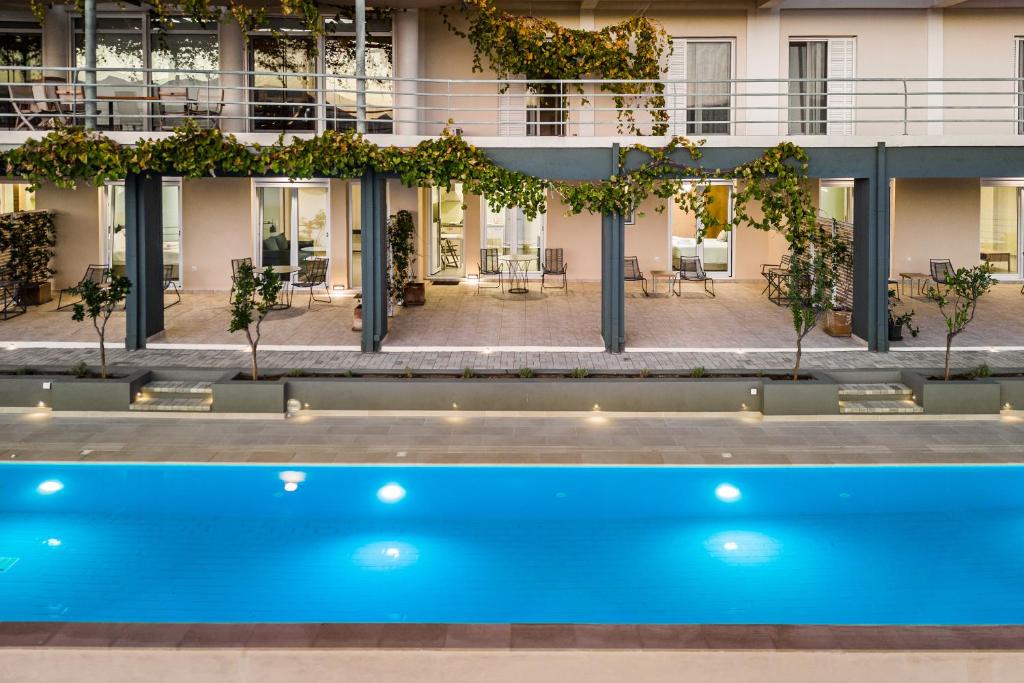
[102,179,182,280]
[497,82,565,137]
[0,23,41,130]
[667,39,733,135]
[325,32,393,133]
[483,204,545,270]
[0,183,35,213]
[788,38,855,136]
[819,181,853,223]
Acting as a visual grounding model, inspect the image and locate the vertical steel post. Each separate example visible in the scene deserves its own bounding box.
[83,0,97,129]
[360,170,388,351]
[124,172,165,350]
[601,144,626,352]
[852,142,890,352]
[355,0,367,134]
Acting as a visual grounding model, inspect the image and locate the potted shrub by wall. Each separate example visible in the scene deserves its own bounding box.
[387,209,424,307]
[887,291,919,342]
[824,307,852,337]
[0,210,56,306]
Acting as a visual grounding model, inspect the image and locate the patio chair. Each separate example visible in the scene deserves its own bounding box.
[7,84,44,130]
[541,248,568,292]
[761,254,791,294]
[56,264,108,310]
[55,85,86,125]
[929,259,954,292]
[190,87,224,129]
[442,238,461,269]
[229,257,252,304]
[156,87,193,131]
[477,248,504,294]
[624,256,648,296]
[163,264,181,309]
[292,257,331,308]
[674,255,715,298]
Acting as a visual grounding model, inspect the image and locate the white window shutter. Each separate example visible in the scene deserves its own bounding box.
[667,39,687,135]
[827,38,855,136]
[498,80,527,136]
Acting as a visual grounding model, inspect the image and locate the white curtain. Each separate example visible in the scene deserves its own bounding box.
[788,41,826,135]
[687,42,731,135]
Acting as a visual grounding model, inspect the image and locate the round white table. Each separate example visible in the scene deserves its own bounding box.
[268,265,299,309]
[499,255,536,294]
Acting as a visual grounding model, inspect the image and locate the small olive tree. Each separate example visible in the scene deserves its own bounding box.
[927,265,995,381]
[70,272,131,379]
[228,263,282,381]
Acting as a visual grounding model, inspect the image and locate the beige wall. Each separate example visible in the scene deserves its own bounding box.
[329,179,349,289]
[891,178,981,277]
[34,183,101,290]
[181,178,252,291]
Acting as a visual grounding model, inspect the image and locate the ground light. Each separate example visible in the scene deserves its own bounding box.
[279,470,306,492]
[377,483,406,503]
[715,483,741,502]
[36,480,63,495]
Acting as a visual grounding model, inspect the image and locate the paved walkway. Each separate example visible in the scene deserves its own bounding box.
[3,413,1023,465]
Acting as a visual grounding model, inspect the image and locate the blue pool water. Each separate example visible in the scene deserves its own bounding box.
[1,463,1022,625]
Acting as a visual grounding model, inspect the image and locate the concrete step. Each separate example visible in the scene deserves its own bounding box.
[142,380,213,396]
[130,396,212,413]
[839,399,924,415]
[837,383,913,400]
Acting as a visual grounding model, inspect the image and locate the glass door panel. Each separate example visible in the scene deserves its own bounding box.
[671,184,732,275]
[484,205,545,270]
[350,182,361,287]
[104,180,182,279]
[161,184,181,281]
[249,33,317,131]
[297,187,329,265]
[980,185,1020,278]
[258,186,291,267]
[258,184,331,273]
[430,184,465,278]
[105,184,127,276]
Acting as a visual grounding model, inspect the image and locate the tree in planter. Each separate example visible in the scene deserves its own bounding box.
[386,209,417,307]
[70,272,130,380]
[228,263,282,381]
[0,211,56,305]
[926,265,995,381]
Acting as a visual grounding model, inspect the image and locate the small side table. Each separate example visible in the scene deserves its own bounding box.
[898,272,932,297]
[268,266,299,309]
[648,270,674,297]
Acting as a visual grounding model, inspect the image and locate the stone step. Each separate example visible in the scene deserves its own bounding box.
[837,383,913,400]
[129,396,212,413]
[839,399,924,415]
[141,380,213,396]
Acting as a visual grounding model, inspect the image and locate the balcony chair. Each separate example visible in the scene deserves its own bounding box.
[56,264,108,311]
[929,258,954,293]
[228,257,252,304]
[477,248,504,294]
[156,87,193,131]
[624,256,648,296]
[163,264,181,309]
[674,255,715,298]
[190,87,224,129]
[291,257,331,308]
[55,85,86,125]
[7,84,45,130]
[541,248,568,292]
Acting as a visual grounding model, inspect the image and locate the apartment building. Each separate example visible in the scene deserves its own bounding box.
[1,0,1023,352]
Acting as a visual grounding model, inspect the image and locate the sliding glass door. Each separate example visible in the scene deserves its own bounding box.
[670,183,732,275]
[980,184,1021,280]
[429,184,465,278]
[102,179,182,280]
[483,205,545,271]
[255,182,330,272]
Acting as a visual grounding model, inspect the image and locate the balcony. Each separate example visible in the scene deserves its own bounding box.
[2,66,1024,143]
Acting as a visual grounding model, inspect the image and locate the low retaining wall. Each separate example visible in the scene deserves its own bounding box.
[902,371,1002,415]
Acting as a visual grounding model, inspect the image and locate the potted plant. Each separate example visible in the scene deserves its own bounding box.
[0,210,56,306]
[887,291,919,342]
[926,264,995,381]
[352,292,363,331]
[228,263,282,381]
[387,209,424,307]
[824,307,852,337]
[70,270,131,379]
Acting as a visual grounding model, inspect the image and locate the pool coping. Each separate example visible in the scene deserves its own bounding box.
[1,623,1023,651]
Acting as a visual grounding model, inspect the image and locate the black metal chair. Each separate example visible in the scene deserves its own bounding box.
[477,248,504,294]
[624,256,648,296]
[56,264,108,310]
[229,257,252,304]
[673,255,715,298]
[292,257,331,308]
[929,258,954,293]
[761,254,791,294]
[541,248,568,292]
[163,264,181,309]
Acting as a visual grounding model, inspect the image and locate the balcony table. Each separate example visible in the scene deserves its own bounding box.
[499,255,535,294]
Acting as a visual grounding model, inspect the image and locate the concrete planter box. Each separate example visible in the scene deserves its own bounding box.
[901,371,1001,415]
[0,372,66,408]
[50,369,150,412]
[993,375,1024,410]
[213,373,286,413]
[761,373,839,416]
[286,375,764,413]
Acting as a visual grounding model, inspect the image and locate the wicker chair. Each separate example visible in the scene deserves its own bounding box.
[674,255,715,298]
[163,264,181,309]
[229,257,252,304]
[624,256,648,296]
[292,257,331,308]
[541,248,568,291]
[56,264,108,310]
[477,248,504,293]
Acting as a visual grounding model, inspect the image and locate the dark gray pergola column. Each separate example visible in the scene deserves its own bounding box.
[852,143,890,352]
[360,170,388,352]
[600,144,625,352]
[124,171,164,350]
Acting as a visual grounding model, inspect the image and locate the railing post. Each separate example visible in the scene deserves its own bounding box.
[903,79,909,135]
[355,0,367,134]
[83,0,97,130]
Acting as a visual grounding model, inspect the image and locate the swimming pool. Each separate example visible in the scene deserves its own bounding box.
[1,463,1022,625]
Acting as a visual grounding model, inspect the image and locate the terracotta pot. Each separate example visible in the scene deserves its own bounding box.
[824,309,852,337]
[403,282,425,306]
[352,303,363,331]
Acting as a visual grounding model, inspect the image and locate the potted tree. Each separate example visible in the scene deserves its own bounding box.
[926,264,995,381]
[228,263,282,381]
[886,291,919,341]
[0,210,56,306]
[70,271,131,379]
[387,209,424,307]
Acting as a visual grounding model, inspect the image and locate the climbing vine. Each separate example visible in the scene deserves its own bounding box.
[442,0,671,135]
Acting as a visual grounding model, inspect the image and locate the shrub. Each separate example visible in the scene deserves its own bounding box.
[690,367,706,378]
[227,263,282,381]
[927,265,995,381]
[569,368,588,379]
[518,367,535,378]
[70,271,130,379]
[69,360,88,378]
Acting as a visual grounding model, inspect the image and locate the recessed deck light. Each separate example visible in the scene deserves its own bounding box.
[37,480,63,495]
[377,483,406,503]
[715,483,741,502]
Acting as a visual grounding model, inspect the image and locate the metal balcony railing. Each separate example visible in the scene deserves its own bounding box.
[1,66,1023,138]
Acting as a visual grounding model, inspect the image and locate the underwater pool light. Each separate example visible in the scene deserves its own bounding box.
[377,483,406,503]
[723,541,738,552]
[715,483,741,503]
[37,480,63,495]
[45,538,61,547]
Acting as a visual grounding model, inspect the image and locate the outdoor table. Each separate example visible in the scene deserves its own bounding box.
[981,251,1012,271]
[648,269,674,297]
[499,255,535,294]
[268,265,299,309]
[898,272,932,297]
[0,280,25,320]
[97,95,160,131]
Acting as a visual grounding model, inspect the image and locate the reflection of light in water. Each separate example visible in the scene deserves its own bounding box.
[45,538,61,547]
[37,480,63,494]
[705,531,780,565]
[354,541,419,570]
[377,483,406,503]
[714,483,741,503]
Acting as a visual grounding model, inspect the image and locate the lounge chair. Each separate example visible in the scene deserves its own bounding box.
[674,255,715,298]
[292,257,331,308]
[56,264,108,310]
[929,258,954,292]
[541,248,567,291]
[477,248,503,293]
[624,256,648,296]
